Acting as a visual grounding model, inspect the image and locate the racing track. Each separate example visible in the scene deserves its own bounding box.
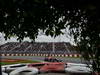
[1,56,90,75]
[1,56,87,63]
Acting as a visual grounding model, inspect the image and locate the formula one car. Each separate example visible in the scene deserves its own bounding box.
[44,57,62,62]
[28,62,65,73]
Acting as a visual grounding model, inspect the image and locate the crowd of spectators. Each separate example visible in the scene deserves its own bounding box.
[0,42,78,55]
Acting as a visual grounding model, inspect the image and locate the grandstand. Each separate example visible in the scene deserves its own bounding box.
[0,42,80,57]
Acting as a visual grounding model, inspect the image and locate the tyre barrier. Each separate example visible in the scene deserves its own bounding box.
[1,53,81,57]
[2,64,27,72]
[9,66,38,75]
[2,72,8,75]
[66,63,89,67]
[65,65,92,75]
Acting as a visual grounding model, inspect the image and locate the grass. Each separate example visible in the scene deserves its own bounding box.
[1,59,41,65]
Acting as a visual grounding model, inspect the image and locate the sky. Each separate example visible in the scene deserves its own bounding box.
[0,30,75,45]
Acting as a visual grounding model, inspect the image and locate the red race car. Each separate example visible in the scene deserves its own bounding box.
[44,57,62,62]
[28,62,66,73]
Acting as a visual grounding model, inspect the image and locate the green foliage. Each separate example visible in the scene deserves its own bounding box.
[0,0,100,73]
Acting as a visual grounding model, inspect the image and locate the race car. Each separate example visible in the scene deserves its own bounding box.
[44,57,62,62]
[28,62,66,73]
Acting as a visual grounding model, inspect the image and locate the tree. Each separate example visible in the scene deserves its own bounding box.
[0,0,100,74]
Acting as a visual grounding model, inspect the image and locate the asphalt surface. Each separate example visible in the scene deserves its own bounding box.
[1,56,86,63]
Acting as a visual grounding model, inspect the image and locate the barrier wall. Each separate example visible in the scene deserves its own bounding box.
[1,54,81,57]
